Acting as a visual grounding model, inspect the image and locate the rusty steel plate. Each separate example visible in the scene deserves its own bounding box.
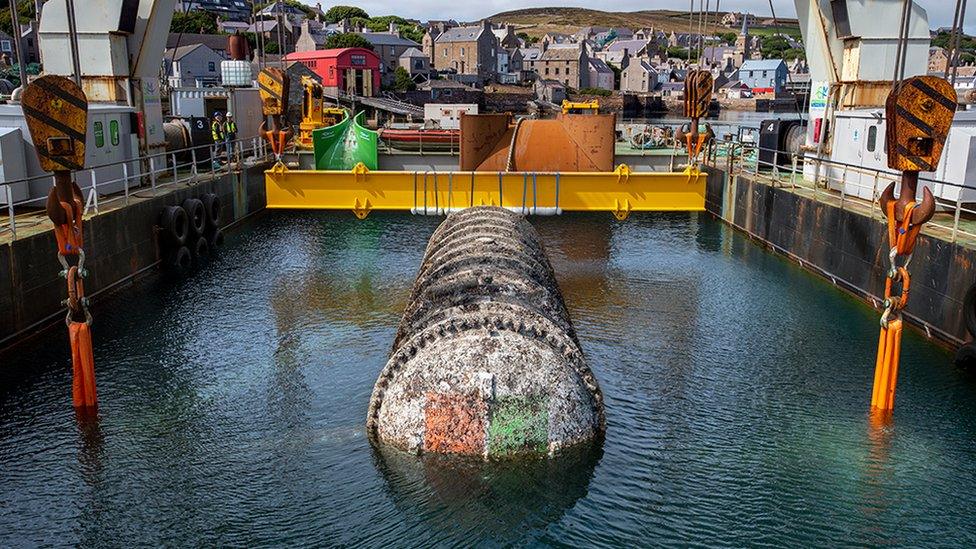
[683,70,713,119]
[21,75,88,172]
[258,67,290,116]
[885,76,957,172]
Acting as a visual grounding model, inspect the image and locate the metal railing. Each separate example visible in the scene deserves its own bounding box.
[1,136,272,240]
[713,140,976,244]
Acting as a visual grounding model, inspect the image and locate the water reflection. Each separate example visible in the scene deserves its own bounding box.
[372,443,602,543]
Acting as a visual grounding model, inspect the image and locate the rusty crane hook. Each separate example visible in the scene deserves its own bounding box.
[878,171,936,226]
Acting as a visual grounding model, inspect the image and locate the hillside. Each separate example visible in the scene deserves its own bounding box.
[487,7,798,39]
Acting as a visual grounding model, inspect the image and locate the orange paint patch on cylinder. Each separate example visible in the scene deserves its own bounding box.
[69,321,97,409]
[423,393,487,455]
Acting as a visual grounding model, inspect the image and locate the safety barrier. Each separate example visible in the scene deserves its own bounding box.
[711,140,976,245]
[264,164,708,219]
[0,136,272,240]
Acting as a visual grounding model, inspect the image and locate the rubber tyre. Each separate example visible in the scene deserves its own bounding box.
[954,342,976,371]
[963,282,976,337]
[159,205,189,247]
[191,235,210,265]
[182,198,206,236]
[206,227,225,249]
[164,245,192,274]
[201,193,221,228]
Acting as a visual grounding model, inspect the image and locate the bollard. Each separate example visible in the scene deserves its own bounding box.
[367,207,604,457]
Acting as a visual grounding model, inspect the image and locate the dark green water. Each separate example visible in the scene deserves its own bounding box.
[2,212,974,547]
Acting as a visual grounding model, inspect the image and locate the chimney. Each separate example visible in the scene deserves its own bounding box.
[482,19,491,31]
[389,21,397,34]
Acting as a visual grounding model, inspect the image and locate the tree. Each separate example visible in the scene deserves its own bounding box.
[170,11,218,34]
[324,33,374,51]
[517,32,537,44]
[720,32,737,45]
[666,46,697,61]
[0,0,34,38]
[264,41,280,54]
[324,5,369,24]
[392,66,415,91]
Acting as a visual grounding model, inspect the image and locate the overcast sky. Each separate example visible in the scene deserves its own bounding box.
[318,1,973,34]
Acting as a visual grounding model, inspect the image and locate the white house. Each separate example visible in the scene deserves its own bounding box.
[164,43,224,88]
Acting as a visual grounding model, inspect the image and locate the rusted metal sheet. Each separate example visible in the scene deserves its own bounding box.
[21,75,88,172]
[459,113,511,171]
[258,67,289,117]
[459,114,615,172]
[885,75,957,172]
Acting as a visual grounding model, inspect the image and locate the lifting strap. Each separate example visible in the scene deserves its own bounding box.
[871,201,920,412]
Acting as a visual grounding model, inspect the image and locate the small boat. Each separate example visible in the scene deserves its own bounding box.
[379,128,460,152]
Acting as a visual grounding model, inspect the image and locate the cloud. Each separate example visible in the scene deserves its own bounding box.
[314,1,972,34]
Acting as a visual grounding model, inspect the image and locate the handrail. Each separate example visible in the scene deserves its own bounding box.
[1,136,272,240]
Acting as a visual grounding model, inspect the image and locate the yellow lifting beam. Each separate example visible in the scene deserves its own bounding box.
[265,164,706,220]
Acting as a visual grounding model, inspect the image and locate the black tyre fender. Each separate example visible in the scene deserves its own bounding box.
[206,227,225,249]
[201,193,221,228]
[182,198,206,236]
[963,282,976,337]
[164,245,192,273]
[954,342,976,371]
[159,205,189,247]
[191,235,210,264]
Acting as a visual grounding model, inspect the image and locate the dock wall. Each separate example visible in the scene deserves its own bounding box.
[705,169,974,346]
[0,163,269,346]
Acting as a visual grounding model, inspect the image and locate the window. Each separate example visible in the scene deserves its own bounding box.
[867,125,878,152]
[443,47,447,57]
[208,61,215,72]
[555,67,560,75]
[351,54,366,66]
[0,40,10,52]
[93,121,104,148]
[110,120,119,146]
[545,67,549,75]
[460,47,465,56]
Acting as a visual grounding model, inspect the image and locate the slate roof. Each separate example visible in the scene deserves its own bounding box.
[400,47,427,58]
[740,59,787,71]
[539,46,583,61]
[356,32,420,47]
[436,25,486,43]
[606,39,651,53]
[167,33,229,52]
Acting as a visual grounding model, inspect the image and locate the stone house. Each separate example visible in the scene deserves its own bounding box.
[535,79,567,103]
[587,58,614,91]
[399,47,430,79]
[357,30,422,83]
[620,57,658,93]
[492,25,522,49]
[929,47,950,73]
[525,44,590,89]
[433,20,499,82]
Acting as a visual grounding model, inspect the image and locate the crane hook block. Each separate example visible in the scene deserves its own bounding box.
[258,67,290,117]
[885,76,956,172]
[683,70,713,119]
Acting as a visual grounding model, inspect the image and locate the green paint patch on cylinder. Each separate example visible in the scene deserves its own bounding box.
[488,395,549,456]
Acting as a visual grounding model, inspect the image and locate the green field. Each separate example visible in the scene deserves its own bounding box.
[750,25,803,39]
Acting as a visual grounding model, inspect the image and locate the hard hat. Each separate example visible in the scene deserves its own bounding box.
[226,112,233,117]
[213,111,223,117]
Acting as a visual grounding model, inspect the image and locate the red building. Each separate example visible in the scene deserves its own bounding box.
[285,48,381,97]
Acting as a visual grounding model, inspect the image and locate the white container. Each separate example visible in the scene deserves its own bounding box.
[221,60,252,87]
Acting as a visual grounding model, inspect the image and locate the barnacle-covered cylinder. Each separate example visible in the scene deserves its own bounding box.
[366,207,605,457]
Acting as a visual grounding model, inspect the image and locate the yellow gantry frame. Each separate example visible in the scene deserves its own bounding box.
[264,163,706,219]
